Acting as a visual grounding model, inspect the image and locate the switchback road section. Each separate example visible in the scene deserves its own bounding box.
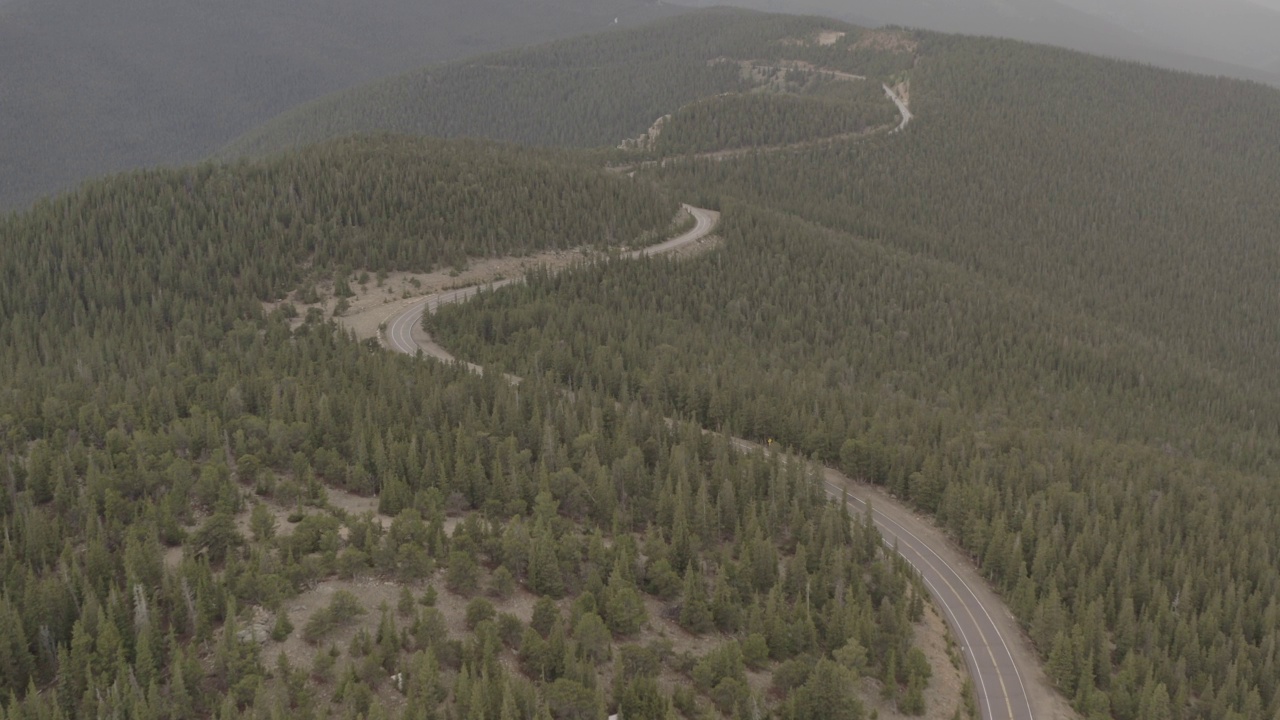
[383,206,1067,720]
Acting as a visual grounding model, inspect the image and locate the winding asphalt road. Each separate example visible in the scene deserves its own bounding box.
[382,205,718,359]
[884,83,913,133]
[726,440,1040,720]
[382,206,1058,720]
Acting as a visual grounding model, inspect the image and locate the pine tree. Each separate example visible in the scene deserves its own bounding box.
[0,600,35,697]
[603,565,646,637]
[528,530,565,599]
[678,567,713,635]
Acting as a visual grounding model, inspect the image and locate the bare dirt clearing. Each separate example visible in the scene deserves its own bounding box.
[323,485,386,526]
[781,30,847,46]
[855,29,919,54]
[816,30,846,46]
[264,249,601,341]
[709,57,867,84]
[619,114,670,151]
[261,535,543,708]
[862,603,966,720]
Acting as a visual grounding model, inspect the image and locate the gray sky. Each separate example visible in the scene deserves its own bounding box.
[735,0,1280,81]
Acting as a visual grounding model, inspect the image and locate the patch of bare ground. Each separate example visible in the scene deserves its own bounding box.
[270,207,699,342]
[854,29,919,54]
[637,595,723,658]
[619,114,670,151]
[781,30,846,46]
[660,231,722,259]
[227,504,960,717]
[262,549,540,702]
[627,590,960,717]
[708,57,865,84]
[630,595,737,710]
[235,497,301,537]
[769,59,866,82]
[263,250,601,342]
[268,577,413,703]
[894,78,912,109]
[323,485,386,529]
[707,57,789,88]
[816,30,846,46]
[431,571,535,638]
[163,544,184,570]
[163,488,306,570]
[861,603,966,720]
[611,117,891,176]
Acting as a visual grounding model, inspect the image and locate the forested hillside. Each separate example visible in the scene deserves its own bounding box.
[10,7,1280,720]
[222,10,913,160]
[651,82,898,156]
[0,134,947,720]
[1,134,676,342]
[427,21,1280,720]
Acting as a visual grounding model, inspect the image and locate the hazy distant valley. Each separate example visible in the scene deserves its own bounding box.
[0,0,681,209]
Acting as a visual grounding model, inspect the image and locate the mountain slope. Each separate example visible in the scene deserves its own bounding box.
[0,131,945,720]
[0,134,677,353]
[422,17,1280,719]
[220,9,914,160]
[0,0,683,210]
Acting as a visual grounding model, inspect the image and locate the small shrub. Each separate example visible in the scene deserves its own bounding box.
[270,610,294,642]
[489,566,516,600]
[742,633,769,669]
[496,613,524,648]
[397,587,416,617]
[464,598,496,630]
[302,590,366,644]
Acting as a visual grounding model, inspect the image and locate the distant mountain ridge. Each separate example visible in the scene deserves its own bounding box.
[219,10,917,160]
[0,0,684,210]
[707,0,1280,89]
[1053,0,1280,70]
[784,0,1280,85]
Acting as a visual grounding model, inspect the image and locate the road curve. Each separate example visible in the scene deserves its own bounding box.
[382,204,719,359]
[884,83,913,133]
[727,437,1042,720]
[843,483,1037,720]
[383,205,1060,720]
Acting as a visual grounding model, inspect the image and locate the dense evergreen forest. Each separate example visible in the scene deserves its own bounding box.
[0,134,676,342]
[0,132,944,720]
[10,7,1280,720]
[423,15,1280,720]
[651,85,898,156]
[221,11,914,160]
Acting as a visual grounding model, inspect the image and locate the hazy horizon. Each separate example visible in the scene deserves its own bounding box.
[712,0,1280,80]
